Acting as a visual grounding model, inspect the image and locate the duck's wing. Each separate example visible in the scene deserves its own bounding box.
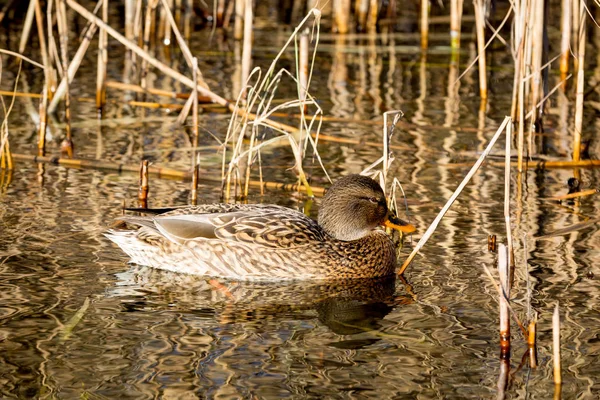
[120,206,327,249]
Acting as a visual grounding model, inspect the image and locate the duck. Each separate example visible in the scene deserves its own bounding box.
[105,174,415,280]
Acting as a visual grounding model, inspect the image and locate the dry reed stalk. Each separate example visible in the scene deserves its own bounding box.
[421,0,429,49]
[572,0,579,70]
[140,0,159,93]
[240,0,253,98]
[299,29,309,104]
[56,0,73,158]
[47,18,99,114]
[234,0,244,40]
[96,0,108,112]
[106,80,213,102]
[504,123,513,269]
[138,159,149,207]
[498,243,511,358]
[190,57,200,204]
[216,0,225,26]
[527,319,537,368]
[573,0,585,162]
[19,0,37,54]
[125,0,135,40]
[528,0,544,156]
[398,117,512,275]
[450,0,463,50]
[34,0,51,156]
[368,0,378,32]
[553,303,562,386]
[544,188,599,201]
[473,0,487,99]
[0,1,16,24]
[448,159,600,169]
[334,0,351,34]
[132,0,143,67]
[560,0,572,83]
[12,153,327,195]
[66,0,315,136]
[356,0,369,31]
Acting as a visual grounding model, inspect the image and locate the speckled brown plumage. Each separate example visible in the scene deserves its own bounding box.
[105,174,415,280]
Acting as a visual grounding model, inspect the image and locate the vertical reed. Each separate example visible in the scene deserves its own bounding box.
[450,0,463,50]
[573,0,585,162]
[356,0,369,31]
[368,0,378,32]
[34,0,50,156]
[138,159,149,207]
[334,0,351,34]
[498,243,511,358]
[473,0,487,99]
[420,0,429,50]
[234,0,244,40]
[504,123,513,269]
[140,0,159,93]
[572,0,579,70]
[191,57,200,204]
[553,304,562,389]
[560,0,571,83]
[241,0,253,98]
[528,0,544,155]
[57,0,73,157]
[299,29,309,104]
[527,319,538,368]
[96,0,108,112]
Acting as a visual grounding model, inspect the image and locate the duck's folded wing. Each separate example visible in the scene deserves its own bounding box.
[153,210,327,249]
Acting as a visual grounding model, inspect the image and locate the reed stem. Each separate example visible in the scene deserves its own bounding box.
[573,0,585,162]
[473,0,487,99]
[398,117,512,275]
[498,243,511,358]
[553,303,562,385]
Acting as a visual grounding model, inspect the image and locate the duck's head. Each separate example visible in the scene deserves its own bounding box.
[318,174,416,241]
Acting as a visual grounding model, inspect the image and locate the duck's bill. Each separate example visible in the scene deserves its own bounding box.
[384,215,416,234]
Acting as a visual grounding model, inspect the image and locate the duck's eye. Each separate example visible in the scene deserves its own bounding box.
[368,197,379,204]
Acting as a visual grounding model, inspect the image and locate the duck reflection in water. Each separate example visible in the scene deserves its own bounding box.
[111,266,414,348]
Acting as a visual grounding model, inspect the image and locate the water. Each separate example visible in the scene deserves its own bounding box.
[1,2,599,398]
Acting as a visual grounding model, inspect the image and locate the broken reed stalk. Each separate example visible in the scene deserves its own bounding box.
[96,0,108,112]
[421,0,429,49]
[449,0,463,50]
[240,0,252,98]
[573,0,585,163]
[560,0,571,83]
[398,117,512,275]
[233,0,244,40]
[498,244,511,358]
[190,57,200,205]
[553,303,562,386]
[473,0,487,100]
[56,0,73,158]
[138,159,149,207]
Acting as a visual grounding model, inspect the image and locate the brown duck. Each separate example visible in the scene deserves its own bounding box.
[105,174,415,280]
